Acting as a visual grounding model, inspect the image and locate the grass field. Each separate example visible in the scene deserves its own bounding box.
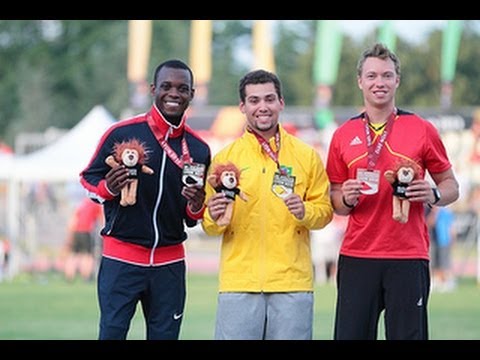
[0,272,479,340]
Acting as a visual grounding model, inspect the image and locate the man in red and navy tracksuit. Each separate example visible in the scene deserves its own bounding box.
[80,59,211,340]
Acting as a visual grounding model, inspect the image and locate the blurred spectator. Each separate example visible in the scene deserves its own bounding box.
[62,197,103,282]
[0,238,10,281]
[469,108,480,164]
[426,205,457,292]
[468,108,480,188]
[27,181,57,213]
[310,214,347,284]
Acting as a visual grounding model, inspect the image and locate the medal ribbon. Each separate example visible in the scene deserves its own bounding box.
[363,110,397,170]
[148,112,192,169]
[247,126,287,175]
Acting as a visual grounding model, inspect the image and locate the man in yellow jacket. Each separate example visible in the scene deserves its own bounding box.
[202,69,333,340]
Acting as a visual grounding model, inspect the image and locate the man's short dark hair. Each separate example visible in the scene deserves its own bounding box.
[153,59,194,88]
[239,69,283,103]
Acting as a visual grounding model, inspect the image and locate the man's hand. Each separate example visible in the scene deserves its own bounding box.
[206,192,231,221]
[284,193,305,220]
[105,165,130,195]
[182,185,206,213]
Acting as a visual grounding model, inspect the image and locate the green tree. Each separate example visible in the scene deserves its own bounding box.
[454,21,480,107]
[1,20,480,147]
[1,20,129,145]
[275,20,316,106]
[209,20,250,105]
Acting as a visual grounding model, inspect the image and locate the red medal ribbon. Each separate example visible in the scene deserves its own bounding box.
[363,109,397,170]
[148,112,192,169]
[247,126,286,174]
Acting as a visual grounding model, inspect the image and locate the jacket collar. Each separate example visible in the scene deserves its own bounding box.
[244,123,287,152]
[149,104,186,139]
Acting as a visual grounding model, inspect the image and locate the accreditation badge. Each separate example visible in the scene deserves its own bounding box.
[182,162,206,187]
[356,168,380,195]
[271,172,296,199]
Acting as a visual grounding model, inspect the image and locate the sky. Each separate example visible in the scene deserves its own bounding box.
[237,20,449,68]
[338,20,447,44]
[276,20,448,44]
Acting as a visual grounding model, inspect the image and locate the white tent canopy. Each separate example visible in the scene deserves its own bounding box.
[0,153,13,180]
[13,105,116,182]
[5,106,116,274]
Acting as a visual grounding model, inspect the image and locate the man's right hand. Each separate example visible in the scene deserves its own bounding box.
[105,165,130,195]
[206,192,231,222]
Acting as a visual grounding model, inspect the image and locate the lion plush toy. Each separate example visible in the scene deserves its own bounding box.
[105,138,154,206]
[207,162,248,226]
[384,160,421,224]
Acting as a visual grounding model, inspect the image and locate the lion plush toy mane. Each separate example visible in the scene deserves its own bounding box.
[105,138,154,206]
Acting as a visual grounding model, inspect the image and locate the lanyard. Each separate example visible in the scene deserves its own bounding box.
[148,112,192,169]
[247,126,287,175]
[363,110,397,170]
